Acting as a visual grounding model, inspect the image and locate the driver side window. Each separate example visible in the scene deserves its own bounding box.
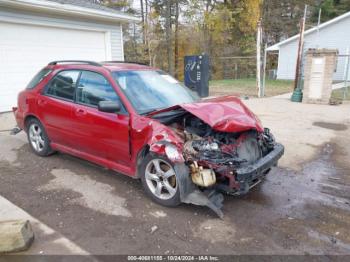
[76,71,126,114]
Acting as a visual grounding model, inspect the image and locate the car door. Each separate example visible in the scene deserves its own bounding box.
[70,70,130,165]
[38,70,80,148]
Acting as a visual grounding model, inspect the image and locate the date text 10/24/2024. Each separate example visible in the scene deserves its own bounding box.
[127,256,219,261]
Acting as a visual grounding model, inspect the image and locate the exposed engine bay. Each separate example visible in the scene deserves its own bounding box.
[151,108,284,218]
[154,110,275,188]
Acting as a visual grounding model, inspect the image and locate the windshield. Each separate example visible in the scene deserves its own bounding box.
[113,70,198,114]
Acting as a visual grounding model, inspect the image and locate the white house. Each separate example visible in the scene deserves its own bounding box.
[0,0,138,112]
[267,11,350,81]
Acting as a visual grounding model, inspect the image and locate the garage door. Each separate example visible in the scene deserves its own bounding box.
[0,21,109,112]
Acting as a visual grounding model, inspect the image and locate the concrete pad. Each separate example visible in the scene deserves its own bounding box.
[0,220,34,253]
[271,92,292,99]
[243,98,350,170]
[0,132,27,165]
[0,112,16,131]
[0,195,89,255]
[40,169,132,217]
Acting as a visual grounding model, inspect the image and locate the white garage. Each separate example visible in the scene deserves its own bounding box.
[0,0,138,112]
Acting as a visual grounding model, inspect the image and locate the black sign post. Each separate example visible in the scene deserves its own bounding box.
[184,54,209,97]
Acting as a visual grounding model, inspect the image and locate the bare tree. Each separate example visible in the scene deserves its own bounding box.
[174,0,180,78]
[140,0,145,44]
[165,0,174,75]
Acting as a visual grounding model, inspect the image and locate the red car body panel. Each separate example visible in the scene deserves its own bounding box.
[13,62,264,179]
[37,94,76,147]
[130,114,185,165]
[179,96,264,133]
[13,63,178,178]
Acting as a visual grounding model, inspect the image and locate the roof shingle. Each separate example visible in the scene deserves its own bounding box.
[47,0,126,15]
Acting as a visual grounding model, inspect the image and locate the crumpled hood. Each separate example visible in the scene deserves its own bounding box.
[179,95,263,133]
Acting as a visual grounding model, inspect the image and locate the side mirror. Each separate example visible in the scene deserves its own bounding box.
[98,101,121,113]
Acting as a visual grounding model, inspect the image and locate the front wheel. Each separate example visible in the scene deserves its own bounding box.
[140,154,181,207]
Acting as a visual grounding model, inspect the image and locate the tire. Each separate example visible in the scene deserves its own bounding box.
[140,154,181,207]
[26,118,54,157]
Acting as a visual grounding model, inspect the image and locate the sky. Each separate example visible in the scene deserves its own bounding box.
[131,0,141,10]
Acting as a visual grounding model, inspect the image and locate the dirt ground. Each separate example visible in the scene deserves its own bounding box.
[0,96,350,256]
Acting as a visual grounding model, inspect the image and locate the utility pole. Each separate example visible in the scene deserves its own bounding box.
[256,20,263,97]
[344,47,350,100]
[291,4,307,102]
[262,43,267,97]
[316,8,322,47]
[293,5,307,91]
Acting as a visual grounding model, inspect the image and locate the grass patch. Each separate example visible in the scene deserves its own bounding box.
[331,87,350,101]
[209,78,293,97]
[210,79,350,101]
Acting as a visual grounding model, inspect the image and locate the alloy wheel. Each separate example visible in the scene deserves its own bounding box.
[29,124,45,152]
[145,159,177,200]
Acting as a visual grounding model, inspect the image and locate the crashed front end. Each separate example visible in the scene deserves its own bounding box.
[182,126,284,195]
[147,96,284,217]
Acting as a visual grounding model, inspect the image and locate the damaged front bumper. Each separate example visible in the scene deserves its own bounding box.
[174,163,225,218]
[233,142,284,194]
[216,143,284,195]
[176,143,284,218]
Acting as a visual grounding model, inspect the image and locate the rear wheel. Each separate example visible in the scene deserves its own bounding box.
[26,118,54,156]
[140,154,181,207]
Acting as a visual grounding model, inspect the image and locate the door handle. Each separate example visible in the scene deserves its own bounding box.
[75,108,87,116]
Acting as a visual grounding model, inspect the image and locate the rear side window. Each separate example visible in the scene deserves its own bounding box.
[45,71,80,101]
[26,68,52,89]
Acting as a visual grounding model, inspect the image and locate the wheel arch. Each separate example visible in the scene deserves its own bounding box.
[135,144,150,178]
[24,114,41,130]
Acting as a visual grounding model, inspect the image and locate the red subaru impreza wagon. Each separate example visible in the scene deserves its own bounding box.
[13,61,284,217]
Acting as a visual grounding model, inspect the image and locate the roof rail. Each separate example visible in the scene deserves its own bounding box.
[48,60,102,66]
[102,61,149,66]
